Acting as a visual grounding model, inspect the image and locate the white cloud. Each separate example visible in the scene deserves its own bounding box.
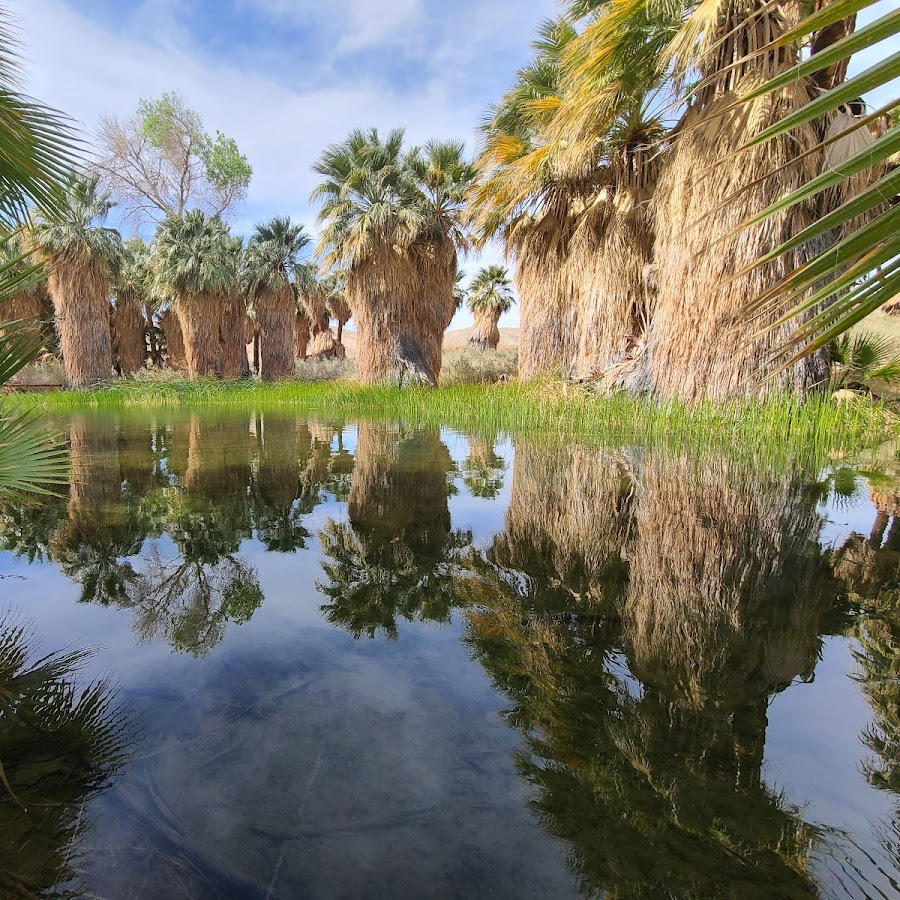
[12,0,549,325]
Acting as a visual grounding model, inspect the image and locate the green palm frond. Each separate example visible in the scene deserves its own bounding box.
[831,330,900,388]
[0,10,80,227]
[733,0,900,361]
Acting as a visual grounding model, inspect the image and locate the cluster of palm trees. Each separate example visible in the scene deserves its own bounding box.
[465,0,894,400]
[23,175,354,387]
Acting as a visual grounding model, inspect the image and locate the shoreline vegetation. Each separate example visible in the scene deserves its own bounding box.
[16,378,897,463]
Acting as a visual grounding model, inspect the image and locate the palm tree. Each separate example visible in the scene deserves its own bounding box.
[220,233,249,378]
[243,216,309,379]
[0,234,52,343]
[312,127,473,385]
[111,238,149,375]
[466,265,515,350]
[152,210,240,379]
[32,173,122,386]
[325,273,351,347]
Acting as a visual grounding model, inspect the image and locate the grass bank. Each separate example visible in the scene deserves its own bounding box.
[13,377,897,462]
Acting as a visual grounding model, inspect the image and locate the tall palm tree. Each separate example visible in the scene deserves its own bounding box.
[466,265,515,350]
[152,210,240,379]
[469,19,585,380]
[32,173,122,386]
[243,216,309,379]
[111,238,149,375]
[312,127,473,385]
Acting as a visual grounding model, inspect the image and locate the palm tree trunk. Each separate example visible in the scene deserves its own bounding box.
[256,285,295,379]
[468,309,501,351]
[219,293,247,378]
[177,292,220,379]
[47,262,113,387]
[110,294,146,376]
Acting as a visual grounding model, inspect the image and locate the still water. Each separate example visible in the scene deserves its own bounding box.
[2,410,900,898]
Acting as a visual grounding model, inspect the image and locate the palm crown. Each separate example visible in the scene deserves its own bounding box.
[467,265,515,314]
[243,216,310,295]
[152,209,238,300]
[312,127,474,271]
[33,172,123,272]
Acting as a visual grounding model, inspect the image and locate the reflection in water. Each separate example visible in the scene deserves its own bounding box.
[5,415,900,896]
[464,446,851,898]
[0,615,129,897]
[462,433,506,499]
[319,421,471,638]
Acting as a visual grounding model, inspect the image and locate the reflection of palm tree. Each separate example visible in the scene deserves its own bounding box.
[460,445,841,897]
[318,422,471,638]
[50,417,145,605]
[624,453,842,711]
[251,414,309,553]
[492,444,635,609]
[462,434,506,499]
[0,615,129,897]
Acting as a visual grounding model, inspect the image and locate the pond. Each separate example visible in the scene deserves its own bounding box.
[2,410,900,898]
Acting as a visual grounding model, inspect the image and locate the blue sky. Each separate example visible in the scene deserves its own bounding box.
[13,0,897,331]
[15,0,561,329]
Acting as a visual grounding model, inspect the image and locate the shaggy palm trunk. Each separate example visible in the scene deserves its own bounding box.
[646,6,827,401]
[515,206,578,380]
[302,289,329,337]
[219,293,248,378]
[111,292,146,376]
[296,309,310,361]
[571,183,655,381]
[468,308,501,350]
[349,242,453,386]
[46,259,114,387]
[308,329,345,359]
[0,287,46,335]
[255,284,296,379]
[161,309,186,370]
[176,292,221,379]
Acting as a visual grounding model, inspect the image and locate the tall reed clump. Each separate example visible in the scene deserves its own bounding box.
[466,264,515,351]
[111,238,149,375]
[312,128,474,386]
[32,173,122,386]
[244,217,309,380]
[152,210,243,379]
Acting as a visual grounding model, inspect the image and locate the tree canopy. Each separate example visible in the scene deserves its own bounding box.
[96,91,252,227]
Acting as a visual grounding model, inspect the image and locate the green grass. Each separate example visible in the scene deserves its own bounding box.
[12,377,898,464]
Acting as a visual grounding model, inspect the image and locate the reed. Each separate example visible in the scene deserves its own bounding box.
[19,380,894,465]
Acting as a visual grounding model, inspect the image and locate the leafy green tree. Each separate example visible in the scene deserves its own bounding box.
[96,91,252,225]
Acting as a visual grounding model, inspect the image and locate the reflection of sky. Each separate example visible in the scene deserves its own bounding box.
[3,423,900,897]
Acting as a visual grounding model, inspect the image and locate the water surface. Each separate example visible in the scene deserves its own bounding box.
[2,410,900,898]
